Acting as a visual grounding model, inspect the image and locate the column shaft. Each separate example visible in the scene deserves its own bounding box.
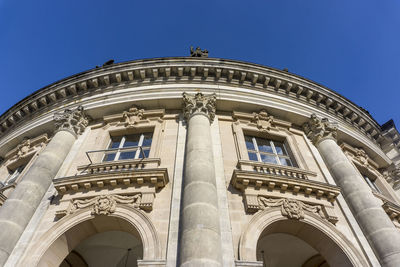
[179,113,222,267]
[318,138,400,267]
[0,130,76,265]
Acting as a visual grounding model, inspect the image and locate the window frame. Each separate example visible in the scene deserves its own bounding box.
[244,135,296,167]
[363,174,381,193]
[102,132,153,162]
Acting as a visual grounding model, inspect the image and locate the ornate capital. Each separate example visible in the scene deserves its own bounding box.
[252,110,275,131]
[123,106,144,127]
[54,106,90,136]
[182,92,216,123]
[303,114,337,145]
[383,164,400,190]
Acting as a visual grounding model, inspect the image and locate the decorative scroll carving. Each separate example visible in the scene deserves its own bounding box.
[190,46,208,57]
[303,114,337,145]
[258,197,331,222]
[123,106,144,127]
[57,194,141,217]
[54,106,90,136]
[182,92,217,123]
[252,110,275,131]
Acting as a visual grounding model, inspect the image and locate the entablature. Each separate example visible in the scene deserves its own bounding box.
[0,58,383,151]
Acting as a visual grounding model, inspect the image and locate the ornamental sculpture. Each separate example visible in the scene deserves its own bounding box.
[258,197,327,221]
[16,137,31,159]
[182,92,217,123]
[190,46,208,57]
[54,106,90,136]
[303,114,337,145]
[123,106,144,127]
[252,110,275,131]
[354,148,369,166]
[57,194,141,217]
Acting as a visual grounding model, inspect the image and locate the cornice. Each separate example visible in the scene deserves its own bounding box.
[0,57,383,146]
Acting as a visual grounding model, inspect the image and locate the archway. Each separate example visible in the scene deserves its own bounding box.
[21,205,161,267]
[239,208,368,267]
[41,215,143,267]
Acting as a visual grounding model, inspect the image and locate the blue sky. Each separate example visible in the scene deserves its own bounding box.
[1,0,399,127]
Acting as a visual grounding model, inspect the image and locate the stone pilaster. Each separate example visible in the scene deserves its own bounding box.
[179,92,222,267]
[0,106,89,266]
[303,114,400,267]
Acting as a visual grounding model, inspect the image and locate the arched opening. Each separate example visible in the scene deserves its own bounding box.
[256,220,351,267]
[39,215,143,267]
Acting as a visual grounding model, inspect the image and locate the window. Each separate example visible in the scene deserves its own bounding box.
[103,133,152,162]
[363,175,381,193]
[245,135,295,166]
[3,165,25,186]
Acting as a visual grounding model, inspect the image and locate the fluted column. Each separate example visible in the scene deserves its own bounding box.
[0,106,89,266]
[303,114,400,267]
[179,92,222,267]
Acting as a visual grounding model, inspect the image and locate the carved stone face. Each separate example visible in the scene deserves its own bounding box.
[98,197,111,211]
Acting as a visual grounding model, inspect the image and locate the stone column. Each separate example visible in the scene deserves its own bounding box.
[303,114,400,267]
[179,92,222,267]
[0,106,89,266]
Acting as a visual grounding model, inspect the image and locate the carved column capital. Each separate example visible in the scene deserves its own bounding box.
[182,92,216,123]
[303,114,337,145]
[54,106,90,136]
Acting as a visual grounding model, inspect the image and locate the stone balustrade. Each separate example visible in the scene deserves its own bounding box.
[237,160,314,180]
[77,158,161,174]
[55,163,168,194]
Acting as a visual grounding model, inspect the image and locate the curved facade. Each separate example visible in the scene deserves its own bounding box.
[0,56,400,267]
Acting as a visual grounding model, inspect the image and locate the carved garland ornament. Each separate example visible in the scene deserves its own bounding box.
[303,114,337,145]
[182,92,217,123]
[58,194,141,217]
[54,106,90,136]
[258,196,327,221]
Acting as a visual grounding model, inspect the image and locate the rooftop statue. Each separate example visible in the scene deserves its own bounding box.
[190,46,208,57]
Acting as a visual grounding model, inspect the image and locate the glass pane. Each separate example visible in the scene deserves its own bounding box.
[279,157,292,166]
[260,154,278,164]
[139,149,150,158]
[104,153,116,161]
[245,136,255,150]
[248,152,258,161]
[109,136,122,149]
[142,133,153,147]
[119,151,136,160]
[256,138,273,153]
[123,135,140,148]
[274,142,287,155]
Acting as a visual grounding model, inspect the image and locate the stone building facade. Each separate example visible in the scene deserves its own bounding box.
[0,56,399,267]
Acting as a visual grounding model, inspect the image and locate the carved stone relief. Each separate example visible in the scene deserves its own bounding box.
[56,194,142,218]
[303,114,337,145]
[54,106,90,136]
[123,106,144,127]
[182,92,216,123]
[252,110,275,131]
[257,196,337,224]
